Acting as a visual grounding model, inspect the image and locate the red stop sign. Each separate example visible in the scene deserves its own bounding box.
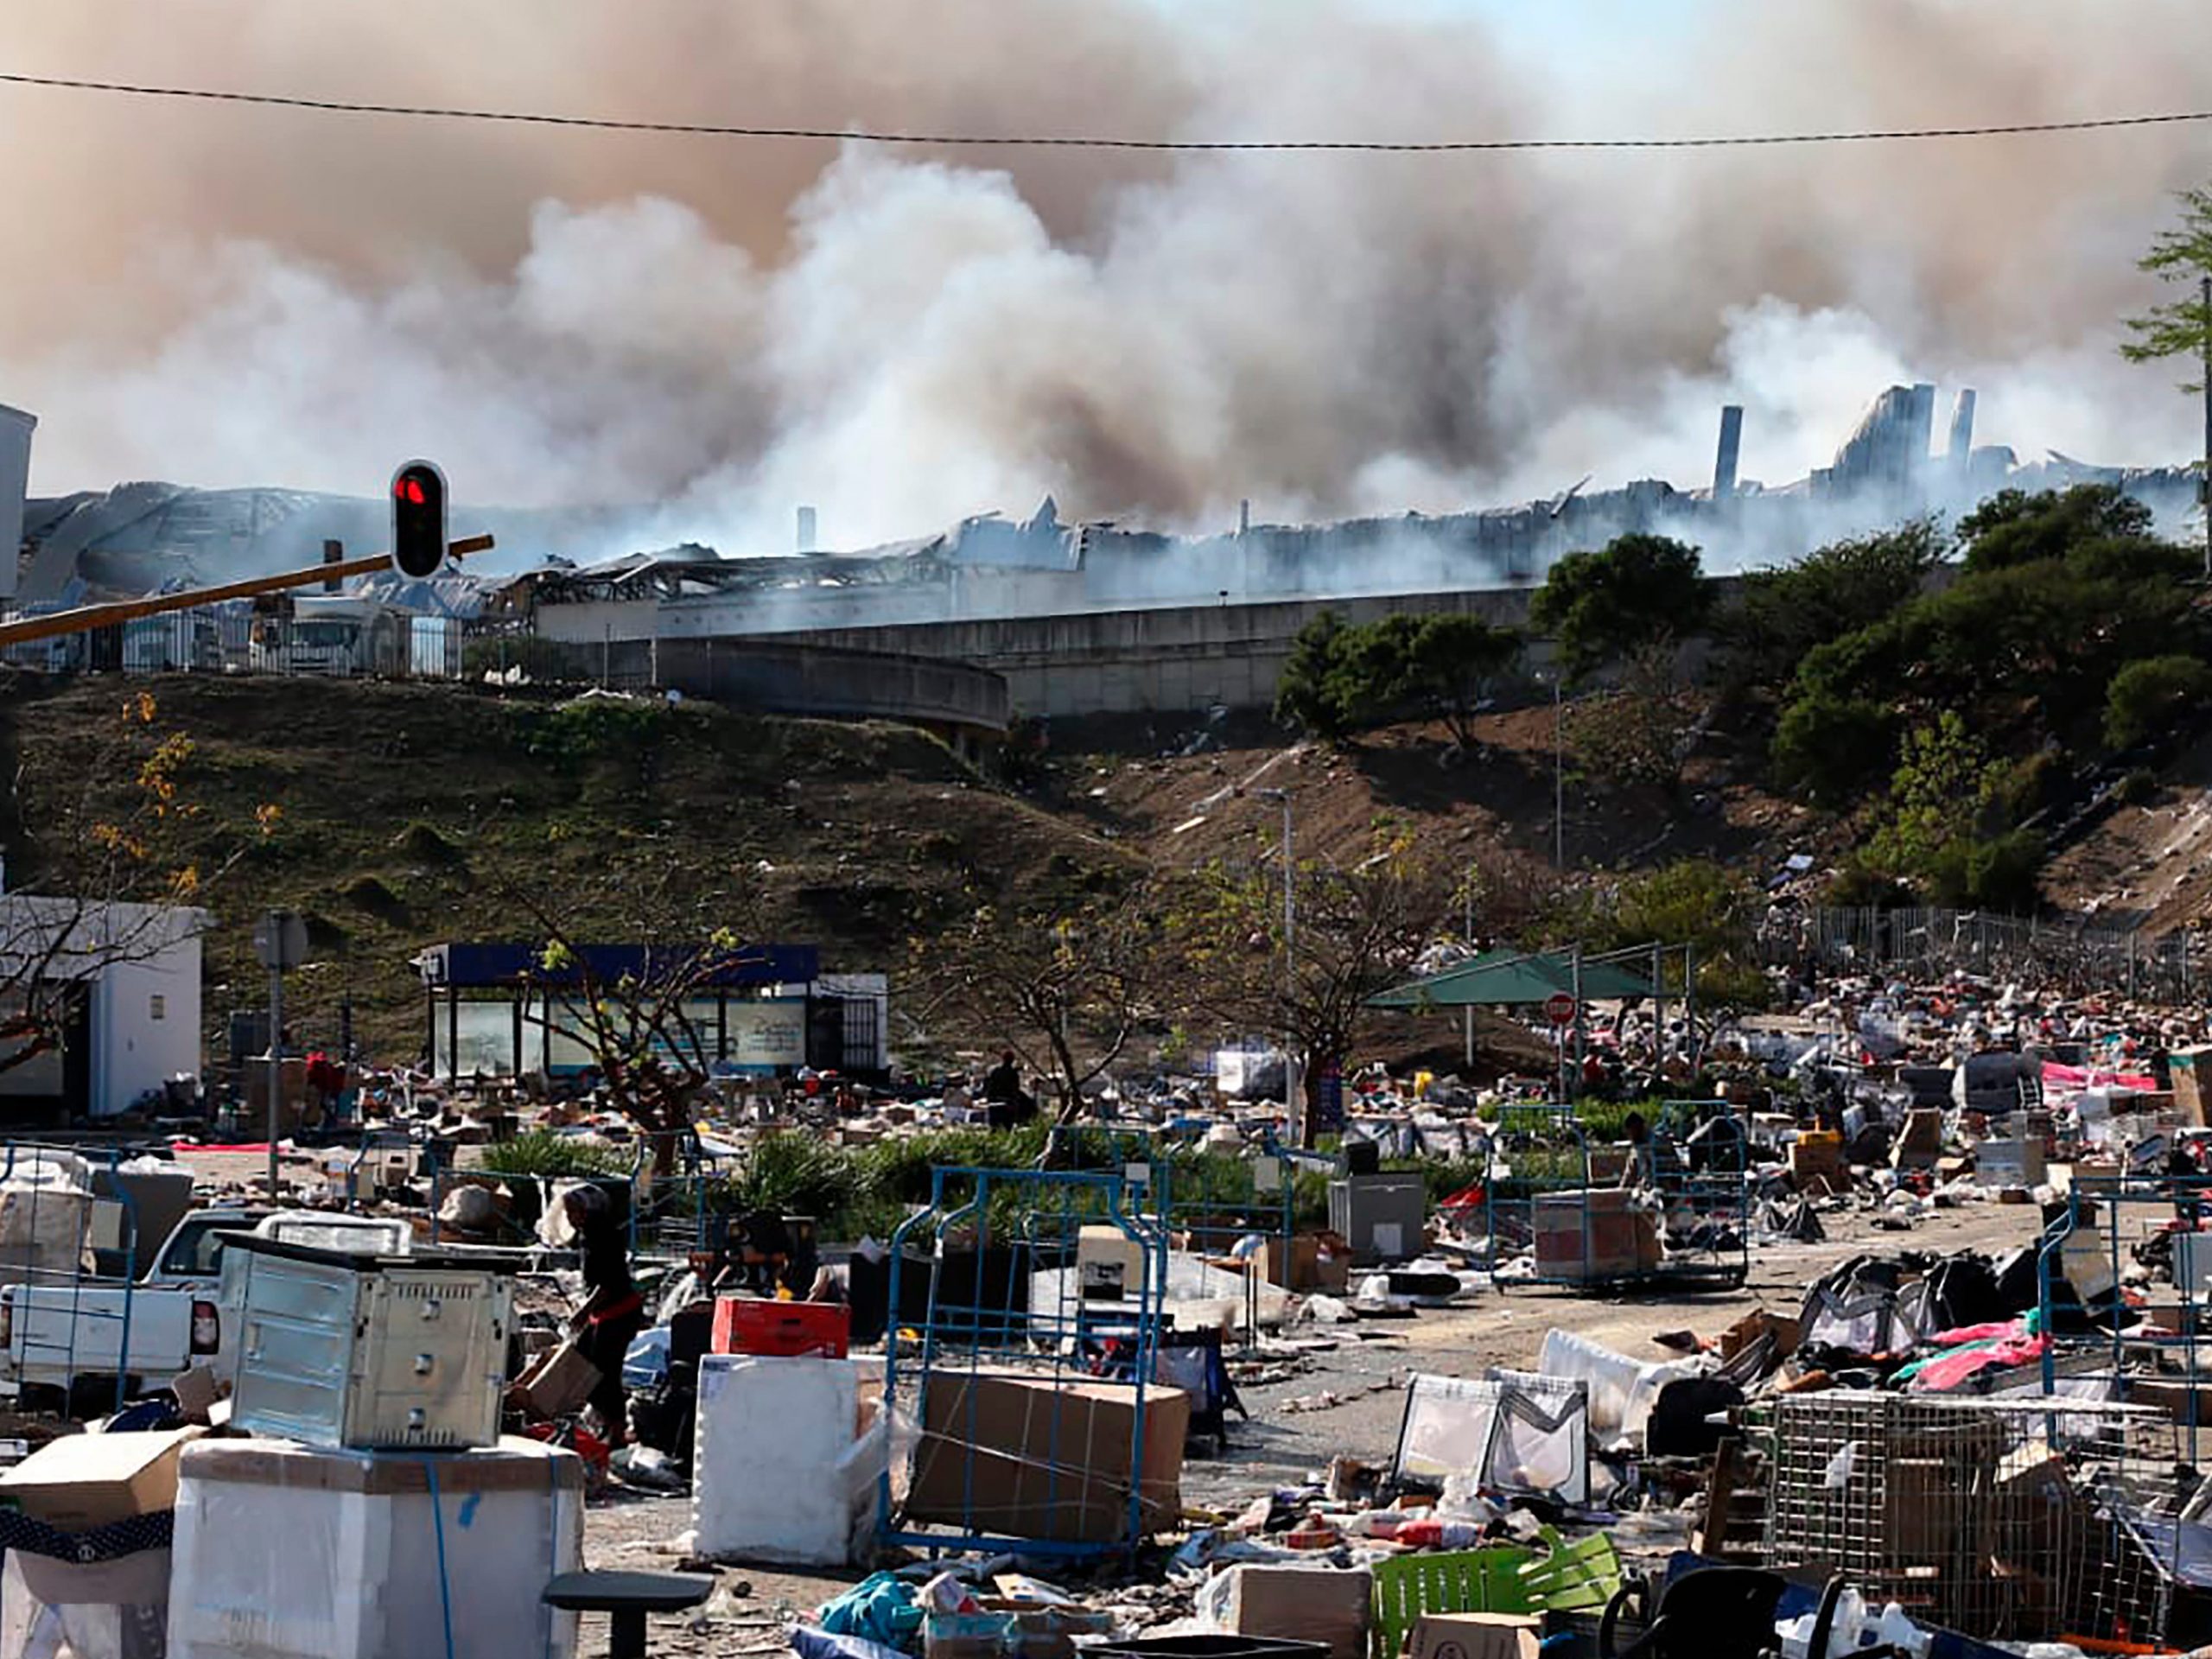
[1544,992,1579,1027]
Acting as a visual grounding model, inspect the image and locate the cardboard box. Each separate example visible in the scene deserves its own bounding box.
[1975,1136,2048,1187]
[1789,1132,1845,1187]
[906,1369,1190,1545]
[1077,1226,1144,1300]
[1719,1309,1802,1364]
[1891,1109,1945,1171]
[515,1339,601,1417]
[979,1599,1112,1659]
[1221,1563,1372,1659]
[1262,1234,1351,1294]
[0,1427,202,1530]
[1533,1191,1659,1281]
[1405,1612,1541,1659]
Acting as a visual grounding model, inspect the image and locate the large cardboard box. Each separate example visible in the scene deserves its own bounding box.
[906,1370,1189,1545]
[1533,1191,1658,1281]
[1262,1234,1351,1294]
[1220,1564,1372,1659]
[0,1427,202,1530]
[1789,1132,1845,1187]
[1405,1612,1541,1659]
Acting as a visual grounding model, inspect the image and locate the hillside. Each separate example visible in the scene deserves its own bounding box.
[0,674,1136,1061]
[2,671,1843,1069]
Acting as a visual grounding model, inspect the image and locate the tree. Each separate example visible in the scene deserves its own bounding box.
[1725,521,1942,691]
[1360,613,1523,750]
[1863,712,2041,908]
[488,855,767,1174]
[1163,831,1460,1141]
[912,890,1161,1122]
[1959,484,2156,574]
[2105,653,2212,750]
[1,692,265,1084]
[2122,182,2212,394]
[1529,533,1710,681]
[1770,688,1898,808]
[1564,644,1705,797]
[1274,611,1357,740]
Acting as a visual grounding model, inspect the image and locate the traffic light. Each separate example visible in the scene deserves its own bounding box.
[389,461,448,579]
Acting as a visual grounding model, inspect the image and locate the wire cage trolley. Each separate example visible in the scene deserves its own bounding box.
[877,1165,1173,1560]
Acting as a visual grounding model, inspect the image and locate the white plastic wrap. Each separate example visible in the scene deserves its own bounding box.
[0,1548,168,1659]
[165,1437,582,1659]
[0,1152,96,1282]
[1536,1327,1712,1442]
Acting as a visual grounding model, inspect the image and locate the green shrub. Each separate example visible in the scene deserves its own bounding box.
[2105,654,2212,750]
[485,1129,637,1179]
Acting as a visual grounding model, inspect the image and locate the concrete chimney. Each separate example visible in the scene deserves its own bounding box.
[1906,383,1938,480]
[796,505,817,554]
[322,538,345,594]
[1713,405,1744,503]
[1238,499,1251,537]
[0,403,35,603]
[1947,390,1978,478]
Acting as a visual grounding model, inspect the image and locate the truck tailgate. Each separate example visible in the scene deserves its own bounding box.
[5,1287,192,1381]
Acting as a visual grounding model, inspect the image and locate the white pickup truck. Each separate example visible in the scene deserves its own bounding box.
[0,1207,413,1414]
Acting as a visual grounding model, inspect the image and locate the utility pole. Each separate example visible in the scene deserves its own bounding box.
[2202,274,2211,581]
[1553,674,1566,870]
[1258,789,1299,1140]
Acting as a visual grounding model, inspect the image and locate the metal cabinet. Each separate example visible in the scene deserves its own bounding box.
[222,1234,520,1449]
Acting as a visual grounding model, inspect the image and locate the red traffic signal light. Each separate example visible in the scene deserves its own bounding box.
[389,461,448,579]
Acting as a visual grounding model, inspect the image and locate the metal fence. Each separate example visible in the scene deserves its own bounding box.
[0,603,465,681]
[1763,905,2209,999]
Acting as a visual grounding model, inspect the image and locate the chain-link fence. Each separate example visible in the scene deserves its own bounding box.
[1762,905,2209,1001]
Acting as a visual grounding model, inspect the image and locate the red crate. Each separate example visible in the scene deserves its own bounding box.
[711,1295,850,1358]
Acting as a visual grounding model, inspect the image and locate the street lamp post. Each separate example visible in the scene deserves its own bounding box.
[1256,788,1300,1140]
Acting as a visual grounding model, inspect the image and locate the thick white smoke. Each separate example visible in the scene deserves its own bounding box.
[3,0,2209,556]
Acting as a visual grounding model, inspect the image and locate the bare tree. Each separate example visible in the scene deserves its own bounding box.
[1,691,264,1083]
[910,889,1162,1123]
[492,859,768,1177]
[1163,830,1463,1141]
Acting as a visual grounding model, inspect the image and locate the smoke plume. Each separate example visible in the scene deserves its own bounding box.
[3,0,2209,556]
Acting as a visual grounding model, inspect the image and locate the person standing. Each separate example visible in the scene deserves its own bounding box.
[563,1185,644,1451]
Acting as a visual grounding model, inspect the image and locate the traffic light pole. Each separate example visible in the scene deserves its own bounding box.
[0,533,493,650]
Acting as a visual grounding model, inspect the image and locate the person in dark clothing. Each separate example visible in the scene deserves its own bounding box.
[564,1185,644,1449]
[982,1049,1038,1128]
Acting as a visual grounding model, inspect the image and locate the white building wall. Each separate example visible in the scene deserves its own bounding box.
[0,404,34,602]
[88,938,202,1117]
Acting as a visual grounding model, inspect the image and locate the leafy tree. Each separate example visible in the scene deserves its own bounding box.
[1274,611,1356,739]
[1338,613,1523,748]
[1565,645,1705,797]
[1530,534,1710,680]
[1725,521,1942,691]
[912,890,1162,1123]
[2105,654,2212,749]
[1770,689,1898,808]
[1959,484,2156,574]
[1275,611,1522,747]
[2122,182,2212,394]
[1859,712,2041,908]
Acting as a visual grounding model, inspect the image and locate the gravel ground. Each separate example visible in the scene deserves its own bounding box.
[572,1193,2050,1656]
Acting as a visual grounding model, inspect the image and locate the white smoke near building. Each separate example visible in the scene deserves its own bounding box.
[2,0,2208,564]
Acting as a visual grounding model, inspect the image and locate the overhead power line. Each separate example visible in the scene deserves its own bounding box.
[4,69,2212,151]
